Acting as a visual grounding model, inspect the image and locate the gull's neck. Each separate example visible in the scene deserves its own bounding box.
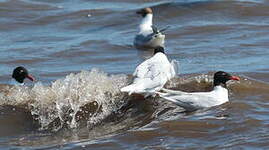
[213,85,227,90]
[139,14,153,33]
[213,85,228,98]
[212,85,229,104]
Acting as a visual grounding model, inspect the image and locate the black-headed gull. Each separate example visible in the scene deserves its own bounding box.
[12,66,35,84]
[134,7,166,50]
[157,71,240,111]
[121,47,178,97]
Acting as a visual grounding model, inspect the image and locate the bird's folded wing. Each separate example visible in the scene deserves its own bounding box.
[156,91,197,111]
[133,59,150,77]
[161,88,187,95]
[157,90,218,109]
[134,33,154,44]
[133,57,161,79]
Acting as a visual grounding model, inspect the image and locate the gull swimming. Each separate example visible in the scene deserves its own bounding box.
[157,71,240,111]
[11,66,35,85]
[134,7,167,50]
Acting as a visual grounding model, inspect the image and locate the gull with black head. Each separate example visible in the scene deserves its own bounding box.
[12,66,35,85]
[156,71,240,111]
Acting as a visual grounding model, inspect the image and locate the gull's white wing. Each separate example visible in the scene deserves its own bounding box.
[125,53,172,94]
[158,90,219,110]
[133,53,168,78]
[122,53,176,95]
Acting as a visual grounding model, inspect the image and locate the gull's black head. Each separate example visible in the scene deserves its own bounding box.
[136,7,153,17]
[12,66,34,83]
[213,71,240,87]
[154,46,165,54]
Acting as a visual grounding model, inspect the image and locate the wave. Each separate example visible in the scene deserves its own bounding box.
[166,73,269,97]
[0,69,268,133]
[0,69,128,131]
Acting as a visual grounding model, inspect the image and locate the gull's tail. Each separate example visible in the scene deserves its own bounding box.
[151,25,170,34]
[121,82,158,97]
[120,84,137,95]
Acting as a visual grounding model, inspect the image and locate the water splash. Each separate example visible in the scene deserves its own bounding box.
[0,69,128,131]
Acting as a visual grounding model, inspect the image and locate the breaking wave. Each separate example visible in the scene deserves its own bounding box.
[0,69,128,131]
[0,69,268,136]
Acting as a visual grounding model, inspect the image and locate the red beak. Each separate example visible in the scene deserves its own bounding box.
[230,76,240,81]
[26,75,35,82]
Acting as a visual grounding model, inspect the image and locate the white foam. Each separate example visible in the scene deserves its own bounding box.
[0,69,128,130]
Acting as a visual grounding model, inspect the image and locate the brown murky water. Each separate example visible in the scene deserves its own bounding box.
[0,0,269,149]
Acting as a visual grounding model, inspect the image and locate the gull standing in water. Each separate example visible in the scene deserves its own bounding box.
[121,47,178,97]
[134,7,167,50]
[157,71,240,111]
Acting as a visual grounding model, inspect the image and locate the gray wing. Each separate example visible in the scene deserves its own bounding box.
[134,34,154,44]
[135,25,166,45]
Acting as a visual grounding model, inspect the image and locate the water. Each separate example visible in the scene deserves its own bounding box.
[0,0,269,149]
